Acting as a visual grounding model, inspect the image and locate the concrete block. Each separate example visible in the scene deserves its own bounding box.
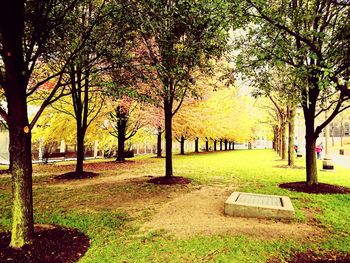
[224,192,295,219]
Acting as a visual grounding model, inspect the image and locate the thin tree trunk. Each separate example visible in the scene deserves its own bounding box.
[205,139,209,151]
[288,105,296,166]
[232,141,235,150]
[281,123,286,160]
[117,119,126,162]
[220,140,222,151]
[157,127,162,157]
[75,127,85,173]
[214,140,217,151]
[275,129,280,154]
[180,136,185,155]
[195,137,199,153]
[164,99,173,178]
[225,140,228,150]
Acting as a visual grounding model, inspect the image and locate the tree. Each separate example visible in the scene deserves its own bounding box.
[108,101,143,161]
[237,0,350,186]
[52,0,134,175]
[0,0,88,248]
[127,0,231,179]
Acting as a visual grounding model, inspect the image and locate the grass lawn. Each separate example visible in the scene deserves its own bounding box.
[0,149,349,262]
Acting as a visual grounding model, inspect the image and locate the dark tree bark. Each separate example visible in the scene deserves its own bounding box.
[109,106,139,162]
[280,123,286,160]
[116,113,127,162]
[180,136,185,155]
[214,140,217,151]
[302,81,321,186]
[225,139,228,150]
[205,139,209,151]
[273,125,278,152]
[288,104,296,166]
[220,139,222,151]
[232,141,235,150]
[0,0,34,247]
[157,127,162,157]
[164,97,173,178]
[276,128,280,154]
[305,133,318,185]
[70,66,89,174]
[195,137,199,153]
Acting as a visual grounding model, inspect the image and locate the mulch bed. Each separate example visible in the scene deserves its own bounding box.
[0,225,89,263]
[55,171,99,180]
[147,176,192,185]
[33,160,142,174]
[285,250,350,263]
[279,182,350,194]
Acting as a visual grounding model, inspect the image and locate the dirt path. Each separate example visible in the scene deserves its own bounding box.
[142,186,325,241]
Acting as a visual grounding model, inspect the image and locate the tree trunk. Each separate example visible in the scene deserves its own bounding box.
[75,126,85,174]
[8,101,33,248]
[214,140,217,151]
[205,139,209,151]
[180,136,185,155]
[117,119,127,162]
[157,127,162,157]
[288,105,296,166]
[275,128,280,154]
[302,82,320,186]
[232,141,235,150]
[225,140,228,150]
[164,99,173,178]
[1,0,34,248]
[220,140,222,151]
[195,137,199,153]
[305,134,318,186]
[281,123,286,160]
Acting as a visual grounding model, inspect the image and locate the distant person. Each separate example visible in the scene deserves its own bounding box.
[316,144,323,159]
[294,145,298,153]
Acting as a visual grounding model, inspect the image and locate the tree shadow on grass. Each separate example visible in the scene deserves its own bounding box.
[55,171,99,180]
[147,176,192,185]
[0,225,89,263]
[279,182,350,194]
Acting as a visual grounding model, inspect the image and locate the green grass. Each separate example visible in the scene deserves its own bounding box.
[0,149,350,262]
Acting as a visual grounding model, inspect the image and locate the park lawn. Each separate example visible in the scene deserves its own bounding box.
[0,149,349,262]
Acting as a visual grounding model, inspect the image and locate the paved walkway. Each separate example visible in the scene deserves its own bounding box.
[330,154,350,169]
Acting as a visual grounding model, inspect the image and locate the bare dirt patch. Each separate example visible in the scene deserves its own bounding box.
[142,186,325,241]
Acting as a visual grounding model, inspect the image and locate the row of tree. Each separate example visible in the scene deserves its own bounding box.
[0,0,236,248]
[234,0,350,186]
[32,86,257,160]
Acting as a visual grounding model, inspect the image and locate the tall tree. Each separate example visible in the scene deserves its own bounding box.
[237,0,350,186]
[0,0,85,247]
[127,0,231,179]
